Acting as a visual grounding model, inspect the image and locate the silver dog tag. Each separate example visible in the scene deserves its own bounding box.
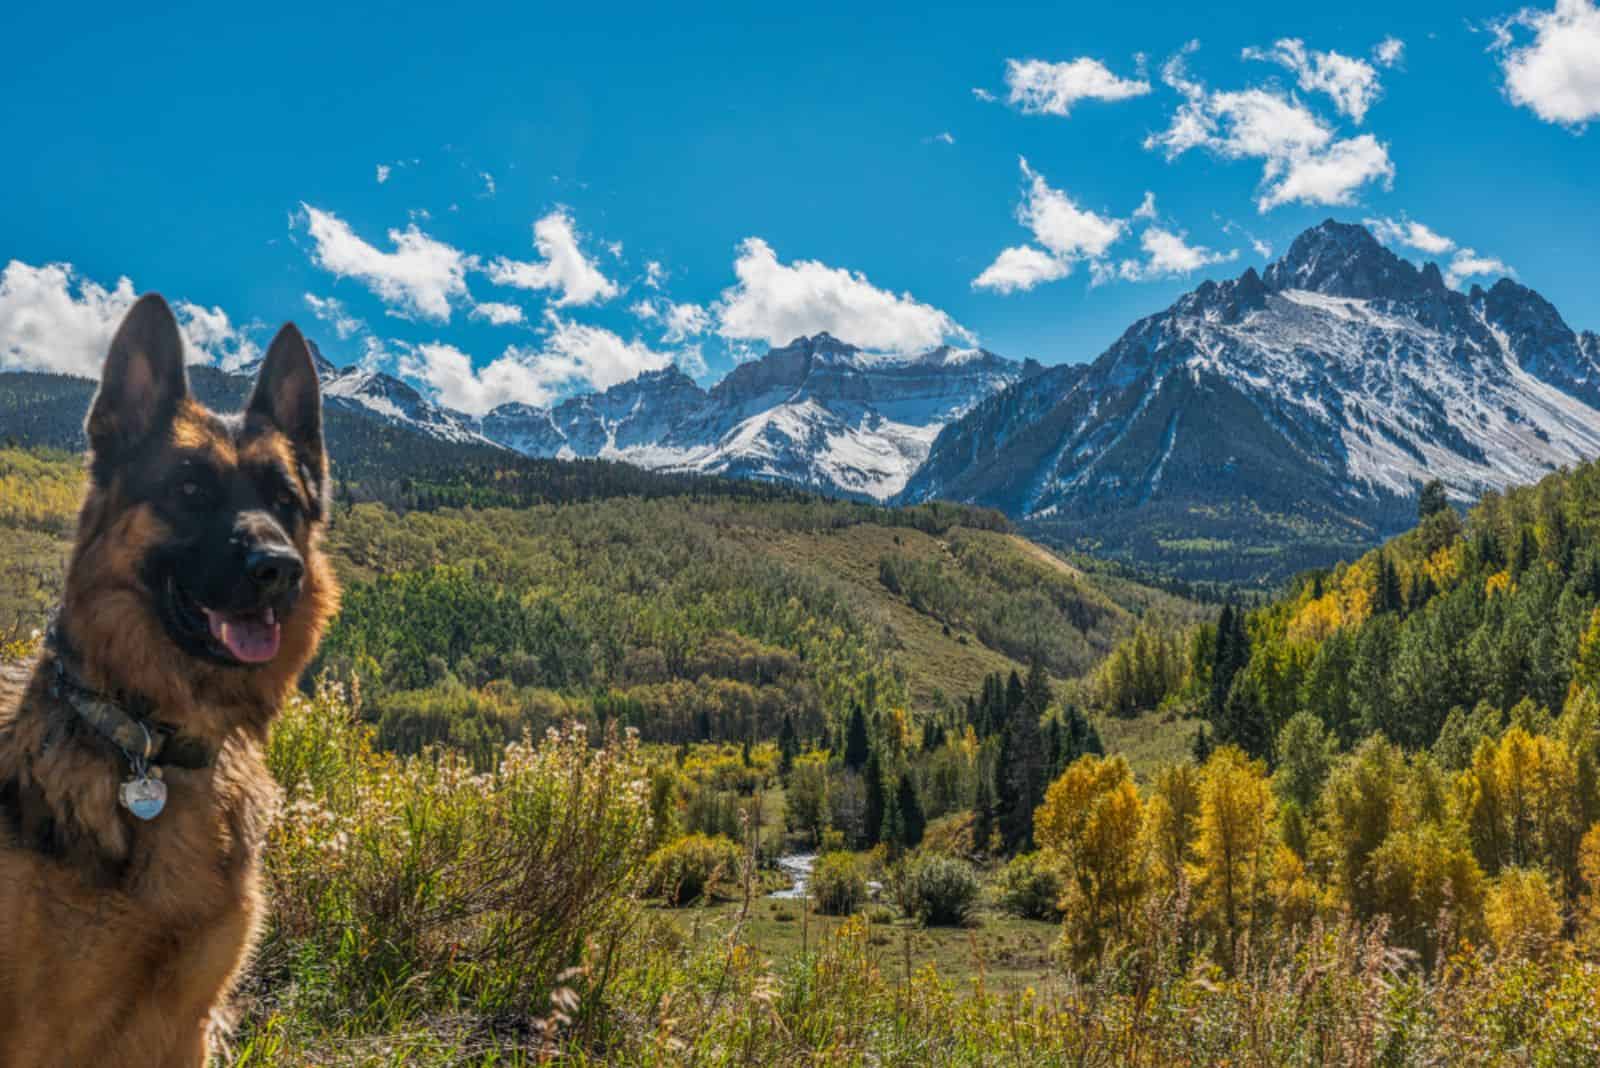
[120,772,167,820]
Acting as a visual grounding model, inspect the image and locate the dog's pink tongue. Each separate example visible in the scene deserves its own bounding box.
[205,610,282,663]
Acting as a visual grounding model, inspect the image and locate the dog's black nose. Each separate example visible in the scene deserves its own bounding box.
[245,549,304,598]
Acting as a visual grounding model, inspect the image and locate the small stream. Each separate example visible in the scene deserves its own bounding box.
[770,853,816,899]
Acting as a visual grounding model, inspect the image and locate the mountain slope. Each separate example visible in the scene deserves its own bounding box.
[480,333,1028,499]
[903,220,1600,585]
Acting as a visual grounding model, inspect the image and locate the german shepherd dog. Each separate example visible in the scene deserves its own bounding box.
[0,294,337,1064]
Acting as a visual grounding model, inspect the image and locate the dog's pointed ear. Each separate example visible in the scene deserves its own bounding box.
[249,323,327,497]
[87,293,190,458]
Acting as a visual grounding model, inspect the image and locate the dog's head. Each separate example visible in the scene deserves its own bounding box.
[65,293,336,713]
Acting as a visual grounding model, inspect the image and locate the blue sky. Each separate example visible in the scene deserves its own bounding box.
[1,0,1596,414]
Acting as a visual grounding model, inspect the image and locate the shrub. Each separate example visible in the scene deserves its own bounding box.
[905,854,981,927]
[261,679,652,1025]
[645,833,744,906]
[811,851,869,915]
[995,852,1064,920]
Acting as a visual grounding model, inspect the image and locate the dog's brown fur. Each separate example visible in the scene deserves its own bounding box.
[0,295,337,1065]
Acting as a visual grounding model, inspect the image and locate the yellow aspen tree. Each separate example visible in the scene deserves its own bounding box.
[1189,746,1274,968]
[1035,753,1149,964]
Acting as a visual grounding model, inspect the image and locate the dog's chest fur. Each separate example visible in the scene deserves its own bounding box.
[0,661,279,1066]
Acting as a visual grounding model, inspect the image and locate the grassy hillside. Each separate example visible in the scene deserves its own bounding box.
[0,447,1200,747]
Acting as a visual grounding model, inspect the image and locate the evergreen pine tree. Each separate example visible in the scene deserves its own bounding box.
[1418,479,1449,520]
[999,660,1052,855]
[972,769,994,856]
[843,703,871,772]
[863,749,886,848]
[1005,671,1027,718]
[880,785,905,858]
[897,772,925,849]
[778,714,798,776]
[1193,723,1212,764]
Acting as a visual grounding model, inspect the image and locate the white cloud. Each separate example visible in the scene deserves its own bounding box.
[304,293,365,339]
[376,164,392,184]
[396,341,554,414]
[1133,191,1158,220]
[605,240,624,258]
[535,313,678,394]
[662,301,710,342]
[972,87,997,103]
[1374,36,1406,67]
[1446,249,1516,286]
[1364,215,1458,255]
[479,171,497,197]
[972,245,1072,293]
[1257,133,1394,210]
[1364,216,1515,287]
[1493,0,1600,128]
[392,313,682,415]
[934,131,956,144]
[714,238,969,351]
[300,204,476,322]
[174,301,260,370]
[1252,237,1273,258]
[1243,38,1384,122]
[644,261,666,289]
[1146,48,1394,212]
[469,300,525,326]
[1102,227,1239,283]
[484,209,620,308]
[1016,158,1126,258]
[0,260,256,378]
[1004,57,1152,116]
[630,300,659,321]
[973,160,1133,294]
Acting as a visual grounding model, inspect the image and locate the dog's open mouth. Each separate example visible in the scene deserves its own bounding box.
[202,605,281,664]
[166,576,283,665]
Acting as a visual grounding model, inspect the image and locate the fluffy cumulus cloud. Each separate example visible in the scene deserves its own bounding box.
[304,293,365,339]
[715,238,969,351]
[175,301,260,370]
[300,205,476,322]
[1445,249,1517,286]
[1364,216,1458,256]
[1097,227,1239,284]
[1373,36,1406,68]
[484,209,620,308]
[1493,0,1600,128]
[395,341,555,414]
[1243,38,1384,122]
[0,260,256,377]
[973,159,1127,293]
[1016,159,1126,259]
[1257,133,1394,210]
[1003,57,1152,116]
[394,313,683,415]
[375,164,392,184]
[468,301,525,326]
[972,245,1072,294]
[1146,45,1394,212]
[1364,215,1516,287]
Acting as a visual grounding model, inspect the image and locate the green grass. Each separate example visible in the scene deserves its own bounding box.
[1090,708,1200,782]
[658,897,1062,994]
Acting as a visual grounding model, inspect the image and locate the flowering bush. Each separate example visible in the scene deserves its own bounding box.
[254,678,652,1040]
